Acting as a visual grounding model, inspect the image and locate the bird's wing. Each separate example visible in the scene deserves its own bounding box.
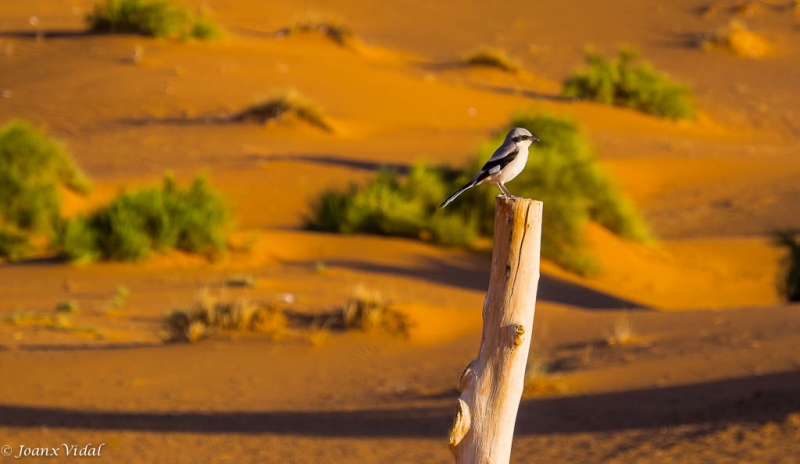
[486,141,518,162]
[474,146,519,183]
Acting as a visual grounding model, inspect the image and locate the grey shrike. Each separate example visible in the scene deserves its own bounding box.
[439,127,539,208]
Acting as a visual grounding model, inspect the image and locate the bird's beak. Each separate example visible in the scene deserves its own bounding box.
[532,136,540,142]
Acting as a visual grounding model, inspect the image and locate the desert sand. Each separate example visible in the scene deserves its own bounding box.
[1,0,799,462]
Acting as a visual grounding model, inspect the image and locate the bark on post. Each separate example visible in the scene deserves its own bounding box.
[449,196,543,464]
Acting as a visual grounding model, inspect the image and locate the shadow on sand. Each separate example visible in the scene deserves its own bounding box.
[252,154,410,175]
[291,256,646,310]
[0,30,92,40]
[0,369,797,436]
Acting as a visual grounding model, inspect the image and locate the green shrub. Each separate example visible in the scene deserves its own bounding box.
[57,175,229,263]
[773,231,800,302]
[306,113,651,275]
[306,165,474,247]
[0,121,90,238]
[438,112,650,274]
[86,0,220,40]
[563,48,697,120]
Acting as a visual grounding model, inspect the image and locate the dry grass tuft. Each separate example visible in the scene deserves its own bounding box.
[343,285,411,337]
[55,301,79,313]
[523,351,566,396]
[607,314,636,346]
[232,91,333,132]
[697,20,772,58]
[162,286,412,344]
[773,230,800,302]
[274,20,356,47]
[225,275,256,288]
[459,46,522,73]
[161,290,287,343]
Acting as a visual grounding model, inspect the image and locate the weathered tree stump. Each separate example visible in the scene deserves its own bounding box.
[449,196,543,464]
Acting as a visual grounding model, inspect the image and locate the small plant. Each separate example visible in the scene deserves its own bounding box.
[563,47,697,120]
[580,343,595,367]
[459,46,522,73]
[607,314,635,346]
[226,276,256,288]
[0,121,90,234]
[110,286,131,309]
[306,313,337,346]
[343,285,411,337]
[161,291,287,343]
[232,91,333,132]
[274,21,355,46]
[697,19,771,58]
[86,0,220,40]
[55,301,79,313]
[56,175,229,263]
[523,351,565,395]
[773,230,800,302]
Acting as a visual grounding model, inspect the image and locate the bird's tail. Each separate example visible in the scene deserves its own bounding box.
[439,181,476,208]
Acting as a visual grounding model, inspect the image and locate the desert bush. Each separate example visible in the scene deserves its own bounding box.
[232,91,332,132]
[773,230,800,302]
[305,164,475,247]
[306,112,650,275]
[459,46,522,73]
[697,19,771,58]
[0,121,90,235]
[563,48,697,120]
[86,0,220,40]
[450,112,652,274]
[56,175,229,263]
[162,291,286,343]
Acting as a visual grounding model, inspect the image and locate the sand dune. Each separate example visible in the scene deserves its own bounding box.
[1,0,799,462]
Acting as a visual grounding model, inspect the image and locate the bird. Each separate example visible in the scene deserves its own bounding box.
[439,127,539,208]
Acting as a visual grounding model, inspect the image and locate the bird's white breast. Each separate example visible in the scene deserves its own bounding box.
[495,147,529,183]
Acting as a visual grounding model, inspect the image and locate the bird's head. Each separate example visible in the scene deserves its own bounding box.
[506,127,539,147]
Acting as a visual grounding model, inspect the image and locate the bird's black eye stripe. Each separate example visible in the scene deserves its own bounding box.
[512,135,534,142]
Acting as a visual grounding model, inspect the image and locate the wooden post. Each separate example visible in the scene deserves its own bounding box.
[449,196,543,464]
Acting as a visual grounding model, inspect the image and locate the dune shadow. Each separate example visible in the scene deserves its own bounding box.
[118,116,234,127]
[251,154,410,175]
[16,342,163,352]
[0,256,65,268]
[0,369,797,436]
[296,256,646,310]
[464,82,572,103]
[0,29,92,40]
[647,32,702,50]
[413,61,569,103]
